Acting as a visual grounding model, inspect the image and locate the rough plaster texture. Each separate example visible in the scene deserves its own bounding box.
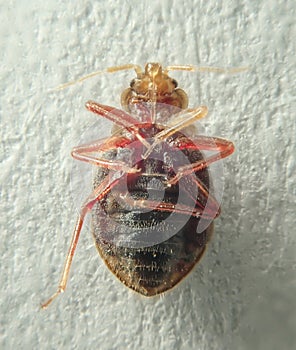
[1,1,295,349]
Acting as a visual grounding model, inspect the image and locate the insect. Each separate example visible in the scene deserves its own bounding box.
[41,62,242,309]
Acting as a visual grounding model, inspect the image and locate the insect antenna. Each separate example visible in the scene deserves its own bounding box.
[164,65,249,74]
[51,64,143,91]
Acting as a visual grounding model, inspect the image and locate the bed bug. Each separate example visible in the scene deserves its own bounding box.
[41,62,241,309]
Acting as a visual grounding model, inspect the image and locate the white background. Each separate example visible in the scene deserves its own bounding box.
[1,1,295,349]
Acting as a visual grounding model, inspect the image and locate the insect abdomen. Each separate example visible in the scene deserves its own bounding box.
[92,135,213,296]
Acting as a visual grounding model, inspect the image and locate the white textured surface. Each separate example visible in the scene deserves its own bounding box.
[1,1,295,349]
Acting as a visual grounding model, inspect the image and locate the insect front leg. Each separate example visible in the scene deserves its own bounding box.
[142,106,208,159]
[85,101,150,148]
[41,176,120,309]
[71,135,140,174]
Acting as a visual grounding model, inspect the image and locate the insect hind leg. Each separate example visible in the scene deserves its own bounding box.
[41,176,121,309]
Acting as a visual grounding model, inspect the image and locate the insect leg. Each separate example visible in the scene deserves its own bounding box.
[183,176,221,218]
[121,195,217,220]
[85,101,150,148]
[168,136,235,185]
[71,135,139,174]
[158,106,208,139]
[121,169,220,220]
[142,106,208,159]
[41,176,121,309]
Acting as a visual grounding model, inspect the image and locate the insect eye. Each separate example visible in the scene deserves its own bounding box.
[172,79,178,88]
[130,79,136,88]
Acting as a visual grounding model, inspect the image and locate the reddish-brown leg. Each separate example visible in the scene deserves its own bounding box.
[117,167,219,221]
[168,135,235,185]
[85,101,150,148]
[71,134,139,174]
[183,176,221,219]
[120,194,217,220]
[41,176,121,309]
[143,106,208,159]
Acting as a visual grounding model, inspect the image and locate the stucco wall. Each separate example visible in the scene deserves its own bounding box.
[1,1,295,349]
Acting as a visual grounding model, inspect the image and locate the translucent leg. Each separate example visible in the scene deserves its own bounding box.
[71,135,139,174]
[143,106,208,159]
[41,176,120,309]
[168,136,235,185]
[85,101,150,148]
